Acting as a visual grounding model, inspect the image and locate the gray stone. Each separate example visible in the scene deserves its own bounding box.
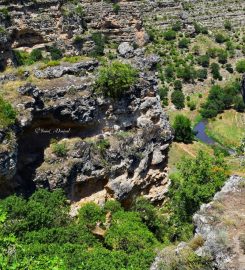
[118,42,134,58]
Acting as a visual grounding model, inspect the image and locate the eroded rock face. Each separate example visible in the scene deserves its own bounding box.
[193,175,245,270]
[0,129,18,197]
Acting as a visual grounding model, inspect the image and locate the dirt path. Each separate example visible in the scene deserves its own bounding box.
[177,143,196,158]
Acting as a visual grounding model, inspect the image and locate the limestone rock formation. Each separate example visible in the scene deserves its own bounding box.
[193,175,245,270]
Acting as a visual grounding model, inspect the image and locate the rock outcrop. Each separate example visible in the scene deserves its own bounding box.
[193,175,245,270]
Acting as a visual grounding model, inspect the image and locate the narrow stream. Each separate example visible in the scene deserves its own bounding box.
[193,120,236,155]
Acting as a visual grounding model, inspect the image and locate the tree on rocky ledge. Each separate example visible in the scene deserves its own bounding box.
[95,61,138,98]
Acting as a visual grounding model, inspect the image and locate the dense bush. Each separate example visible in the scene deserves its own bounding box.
[91,32,105,56]
[163,29,176,41]
[176,66,196,82]
[49,46,63,60]
[173,115,194,143]
[112,3,120,14]
[51,140,68,157]
[210,62,222,80]
[215,32,228,43]
[0,97,17,128]
[178,38,190,49]
[236,59,245,73]
[172,20,182,31]
[196,68,207,81]
[95,61,138,98]
[193,22,208,35]
[201,81,243,118]
[0,189,160,270]
[171,90,185,109]
[167,150,229,239]
[197,54,210,67]
[174,80,182,91]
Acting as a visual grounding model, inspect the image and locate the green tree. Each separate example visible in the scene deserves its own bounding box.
[236,59,245,73]
[173,115,194,143]
[95,61,138,98]
[171,90,185,109]
[163,29,176,41]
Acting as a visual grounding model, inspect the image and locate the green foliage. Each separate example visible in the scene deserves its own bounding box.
[178,38,190,49]
[196,68,207,81]
[91,32,105,56]
[176,65,196,82]
[236,59,245,73]
[215,32,228,43]
[224,20,232,31]
[193,22,208,35]
[49,46,63,60]
[201,82,242,118]
[173,115,194,143]
[167,151,229,239]
[105,210,158,253]
[163,29,176,41]
[197,54,210,67]
[159,86,169,107]
[95,61,138,98]
[225,63,233,73]
[29,49,43,62]
[112,3,120,14]
[174,80,182,91]
[0,97,17,128]
[172,21,182,31]
[233,96,245,112]
[217,49,228,64]
[0,190,160,270]
[210,62,222,80]
[171,90,185,109]
[79,202,104,229]
[51,140,68,157]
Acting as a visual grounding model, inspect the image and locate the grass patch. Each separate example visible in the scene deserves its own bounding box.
[206,110,244,148]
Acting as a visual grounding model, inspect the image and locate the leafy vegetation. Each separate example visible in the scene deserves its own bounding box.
[173,115,194,143]
[200,81,244,118]
[165,150,229,240]
[95,61,138,98]
[0,96,17,128]
[0,190,160,270]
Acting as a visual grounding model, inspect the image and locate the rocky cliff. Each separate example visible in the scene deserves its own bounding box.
[0,46,173,204]
[1,0,245,67]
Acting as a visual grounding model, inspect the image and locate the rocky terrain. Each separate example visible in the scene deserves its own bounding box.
[194,175,245,270]
[0,47,173,204]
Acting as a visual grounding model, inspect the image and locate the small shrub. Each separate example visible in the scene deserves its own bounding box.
[112,3,120,14]
[236,59,245,73]
[187,100,196,111]
[171,90,185,109]
[29,49,43,62]
[0,97,17,128]
[178,38,190,49]
[215,33,228,43]
[95,61,138,98]
[172,20,182,31]
[233,96,245,112]
[173,114,194,143]
[225,63,233,73]
[91,32,105,56]
[197,54,210,67]
[174,80,182,91]
[217,49,228,64]
[163,29,176,41]
[224,20,232,31]
[49,46,63,60]
[51,141,68,157]
[196,68,207,81]
[210,62,222,80]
